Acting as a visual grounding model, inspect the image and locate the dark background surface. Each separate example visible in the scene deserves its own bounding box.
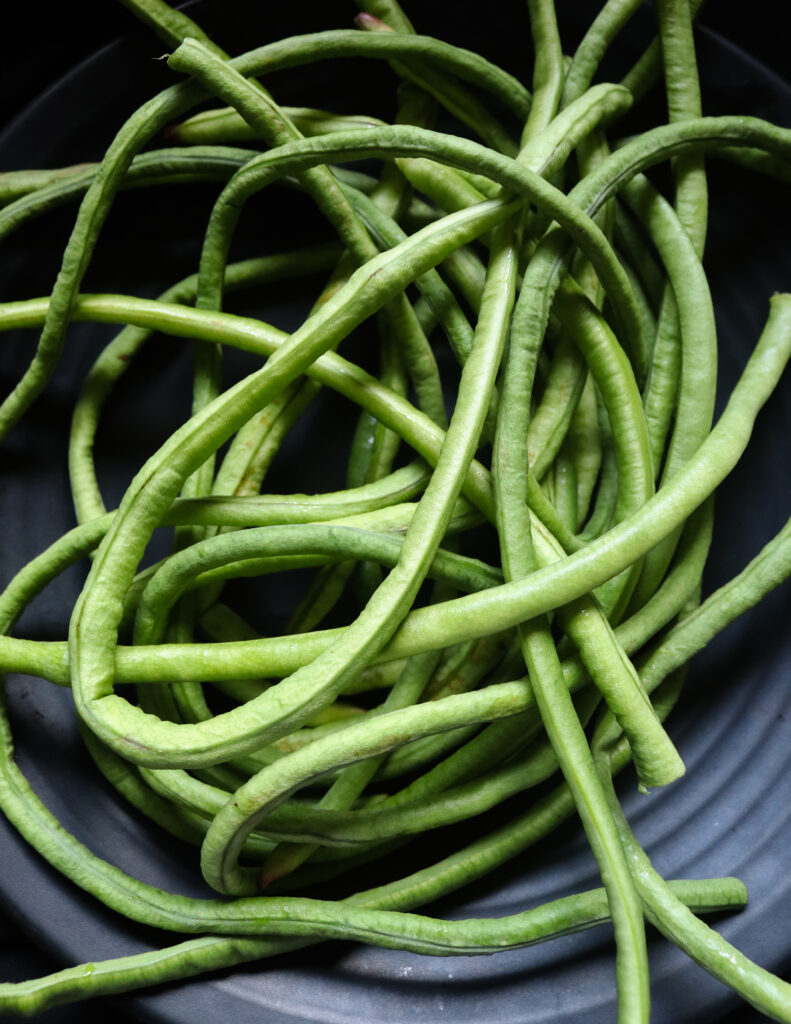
[2,2,791,1022]
[1,2,790,132]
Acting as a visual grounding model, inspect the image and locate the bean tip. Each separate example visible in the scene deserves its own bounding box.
[354,12,393,31]
[258,868,280,890]
[162,123,183,143]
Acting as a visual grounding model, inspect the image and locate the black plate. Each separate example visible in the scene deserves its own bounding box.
[1,3,791,1022]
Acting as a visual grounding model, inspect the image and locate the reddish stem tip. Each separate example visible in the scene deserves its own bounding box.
[353,12,392,31]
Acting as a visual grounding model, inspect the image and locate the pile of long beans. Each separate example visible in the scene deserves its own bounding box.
[1,0,791,1018]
